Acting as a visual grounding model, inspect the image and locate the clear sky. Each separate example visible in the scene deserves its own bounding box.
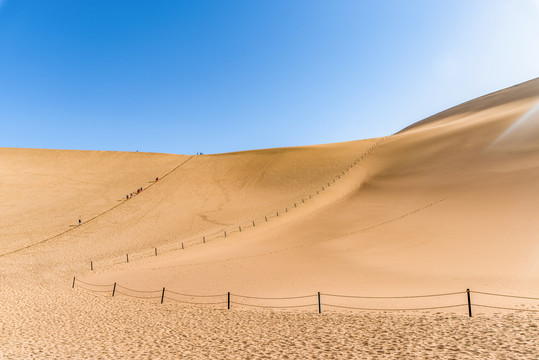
[1,0,538,154]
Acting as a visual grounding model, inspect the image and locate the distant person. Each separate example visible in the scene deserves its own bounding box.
[126,195,129,200]
[78,219,81,226]
[130,193,133,199]
[155,177,158,182]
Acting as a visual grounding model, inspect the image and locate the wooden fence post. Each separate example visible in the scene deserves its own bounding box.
[182,242,184,249]
[252,220,255,227]
[91,261,93,271]
[228,292,231,310]
[112,282,116,297]
[126,254,129,263]
[72,277,75,288]
[467,289,472,317]
[203,236,206,243]
[239,226,242,232]
[318,292,321,314]
[265,216,267,222]
[155,248,157,256]
[161,287,165,304]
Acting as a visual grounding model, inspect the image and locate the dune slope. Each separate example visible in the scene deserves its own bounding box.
[1,78,539,359]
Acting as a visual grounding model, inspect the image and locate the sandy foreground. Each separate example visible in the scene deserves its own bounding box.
[1,78,539,358]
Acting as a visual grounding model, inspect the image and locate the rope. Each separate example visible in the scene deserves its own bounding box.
[471,291,539,300]
[116,284,162,293]
[115,291,161,299]
[75,284,112,293]
[473,304,539,312]
[74,278,113,288]
[233,293,316,300]
[321,291,464,299]
[165,297,228,306]
[230,301,318,309]
[165,290,226,298]
[323,303,468,311]
[0,156,193,258]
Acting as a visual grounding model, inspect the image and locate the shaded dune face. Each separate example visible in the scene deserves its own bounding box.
[1,78,539,302]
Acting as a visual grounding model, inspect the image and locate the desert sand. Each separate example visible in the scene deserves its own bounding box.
[1,78,539,358]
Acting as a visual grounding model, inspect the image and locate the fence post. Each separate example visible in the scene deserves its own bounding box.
[228,292,230,310]
[252,221,255,227]
[294,203,296,208]
[182,242,184,249]
[91,261,93,271]
[467,289,472,317]
[161,287,165,304]
[155,248,157,256]
[203,236,205,243]
[112,282,116,297]
[285,208,287,212]
[126,254,129,263]
[318,292,321,314]
[224,231,227,238]
[72,277,75,288]
[276,211,279,217]
[239,226,242,232]
[302,198,304,203]
[265,216,267,222]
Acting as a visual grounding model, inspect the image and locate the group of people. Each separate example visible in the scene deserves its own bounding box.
[78,177,157,226]
[126,187,144,200]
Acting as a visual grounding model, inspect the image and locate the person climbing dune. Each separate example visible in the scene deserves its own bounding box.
[78,219,81,226]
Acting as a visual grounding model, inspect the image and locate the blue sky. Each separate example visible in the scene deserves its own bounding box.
[0,0,538,154]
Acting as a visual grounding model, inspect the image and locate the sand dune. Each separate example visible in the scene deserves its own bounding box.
[1,78,539,358]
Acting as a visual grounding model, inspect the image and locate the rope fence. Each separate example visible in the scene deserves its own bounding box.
[1,136,389,264]
[72,278,539,316]
[86,137,393,270]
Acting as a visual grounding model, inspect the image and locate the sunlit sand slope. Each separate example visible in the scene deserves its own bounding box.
[83,78,539,300]
[0,139,376,262]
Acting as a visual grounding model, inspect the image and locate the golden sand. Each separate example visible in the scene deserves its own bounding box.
[1,78,539,358]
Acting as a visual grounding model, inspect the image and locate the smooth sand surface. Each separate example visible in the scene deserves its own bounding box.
[1,78,539,358]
